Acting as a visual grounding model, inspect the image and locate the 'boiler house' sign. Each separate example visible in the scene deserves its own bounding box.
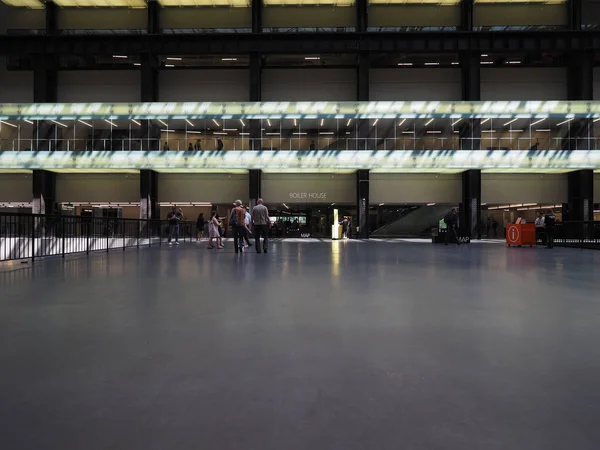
[289,192,327,200]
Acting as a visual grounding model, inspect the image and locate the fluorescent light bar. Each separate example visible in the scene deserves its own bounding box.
[481,54,488,57]
[158,119,168,127]
[133,63,141,67]
[187,131,202,134]
[507,61,521,65]
[557,118,573,126]
[593,118,600,122]
[504,118,517,126]
[481,61,494,65]
[265,132,280,135]
[452,119,461,126]
[222,58,238,61]
[185,119,194,127]
[424,62,439,66]
[24,119,34,125]
[535,129,551,132]
[402,131,415,134]
[78,119,93,128]
[104,120,117,127]
[319,132,335,135]
[293,119,297,126]
[427,203,436,206]
[530,118,546,126]
[398,63,413,66]
[223,128,238,131]
[240,119,245,127]
[451,62,459,65]
[373,119,379,126]
[165,64,175,68]
[346,119,351,126]
[213,132,227,135]
[398,118,406,126]
[0,120,17,128]
[267,119,271,127]
[161,129,175,133]
[240,133,249,136]
[481,118,490,124]
[509,130,524,132]
[293,132,308,135]
[212,119,220,126]
[131,119,141,126]
[426,131,442,134]
[167,57,182,61]
[481,130,496,133]
[52,120,68,128]
[113,55,127,59]
[425,118,434,126]
[305,56,320,60]
[320,119,324,127]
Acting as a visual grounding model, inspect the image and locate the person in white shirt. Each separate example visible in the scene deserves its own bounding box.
[243,207,253,248]
[535,211,546,245]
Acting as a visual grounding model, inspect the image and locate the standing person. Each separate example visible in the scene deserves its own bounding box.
[243,206,253,248]
[252,198,270,254]
[492,218,499,238]
[207,211,223,249]
[216,138,224,151]
[230,200,246,254]
[163,141,170,151]
[444,208,460,246]
[188,143,193,151]
[342,216,349,239]
[535,211,546,245]
[194,139,202,151]
[544,209,557,249]
[167,206,180,245]
[196,212,206,242]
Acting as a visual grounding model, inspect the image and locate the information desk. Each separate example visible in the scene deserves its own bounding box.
[506,223,536,247]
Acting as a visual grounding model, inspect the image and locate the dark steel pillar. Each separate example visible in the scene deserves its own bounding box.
[460,169,481,240]
[45,0,58,35]
[249,169,262,206]
[356,169,370,239]
[356,0,368,32]
[148,0,161,34]
[32,170,56,215]
[460,0,474,31]
[252,0,262,33]
[566,170,594,221]
[568,0,582,30]
[140,53,159,102]
[249,53,262,150]
[459,52,481,150]
[140,170,159,220]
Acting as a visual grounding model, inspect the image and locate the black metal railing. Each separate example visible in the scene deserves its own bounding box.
[554,221,600,249]
[0,213,198,262]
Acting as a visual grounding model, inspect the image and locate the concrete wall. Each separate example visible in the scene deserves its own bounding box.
[162,7,251,30]
[481,68,567,101]
[57,8,146,30]
[159,70,249,102]
[55,173,140,203]
[369,5,460,27]
[262,173,355,204]
[263,6,354,28]
[595,173,600,204]
[57,71,141,103]
[370,69,461,101]
[0,173,32,202]
[481,173,568,204]
[473,4,566,26]
[0,3,44,33]
[0,57,33,104]
[158,173,248,204]
[262,69,357,102]
[369,173,462,204]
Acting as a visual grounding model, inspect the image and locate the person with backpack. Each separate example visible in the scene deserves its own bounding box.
[444,208,460,246]
[544,209,557,249]
[230,200,247,254]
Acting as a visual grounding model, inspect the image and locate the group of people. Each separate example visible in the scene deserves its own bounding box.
[163,138,224,152]
[189,199,271,254]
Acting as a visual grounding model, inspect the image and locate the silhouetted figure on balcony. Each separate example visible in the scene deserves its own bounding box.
[163,141,169,151]
[529,140,540,151]
[309,140,316,151]
[216,138,224,151]
[188,143,193,151]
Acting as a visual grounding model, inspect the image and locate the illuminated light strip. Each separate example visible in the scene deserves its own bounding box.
[594,118,600,122]
[402,131,415,134]
[0,120,17,128]
[481,118,490,124]
[165,64,175,68]
[265,132,280,135]
[113,55,127,59]
[426,131,442,134]
[373,119,379,126]
[503,118,517,126]
[293,132,308,135]
[240,133,249,136]
[222,58,238,61]
[78,119,93,128]
[320,119,324,127]
[51,120,68,128]
[347,119,352,126]
[24,119,34,124]
[480,61,494,65]
[186,119,194,127]
[425,118,434,126]
[319,132,335,135]
[104,120,117,127]
[535,129,551,132]
[507,61,521,65]
[212,119,220,126]
[305,56,320,60]
[213,132,227,135]
[187,131,202,134]
[424,62,439,66]
[131,119,141,126]
[158,119,168,127]
[481,130,496,133]
[267,119,271,126]
[398,118,406,126]
[530,118,546,126]
[398,63,413,66]
[167,57,182,61]
[451,119,461,126]
[240,119,245,127]
[223,128,238,131]
[133,63,141,67]
[451,62,459,66]
[161,129,175,132]
[294,119,297,126]
[557,118,573,126]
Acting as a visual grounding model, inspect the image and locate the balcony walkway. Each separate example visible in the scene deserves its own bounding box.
[1,241,600,450]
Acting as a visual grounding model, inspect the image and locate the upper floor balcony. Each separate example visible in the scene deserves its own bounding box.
[1,101,599,171]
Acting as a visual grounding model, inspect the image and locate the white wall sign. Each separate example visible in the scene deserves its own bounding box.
[289,192,327,200]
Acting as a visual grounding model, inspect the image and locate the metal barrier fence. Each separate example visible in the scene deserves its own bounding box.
[0,213,198,262]
[554,221,600,249]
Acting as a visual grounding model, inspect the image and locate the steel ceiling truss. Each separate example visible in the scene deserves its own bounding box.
[0,30,599,56]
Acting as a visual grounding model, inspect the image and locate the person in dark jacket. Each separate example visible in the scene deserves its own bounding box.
[196,212,206,241]
[444,208,460,245]
[544,209,557,249]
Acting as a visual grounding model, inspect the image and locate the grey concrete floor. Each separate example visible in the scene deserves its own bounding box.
[1,241,600,450]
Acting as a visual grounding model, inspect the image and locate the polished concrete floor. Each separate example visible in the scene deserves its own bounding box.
[1,241,600,450]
